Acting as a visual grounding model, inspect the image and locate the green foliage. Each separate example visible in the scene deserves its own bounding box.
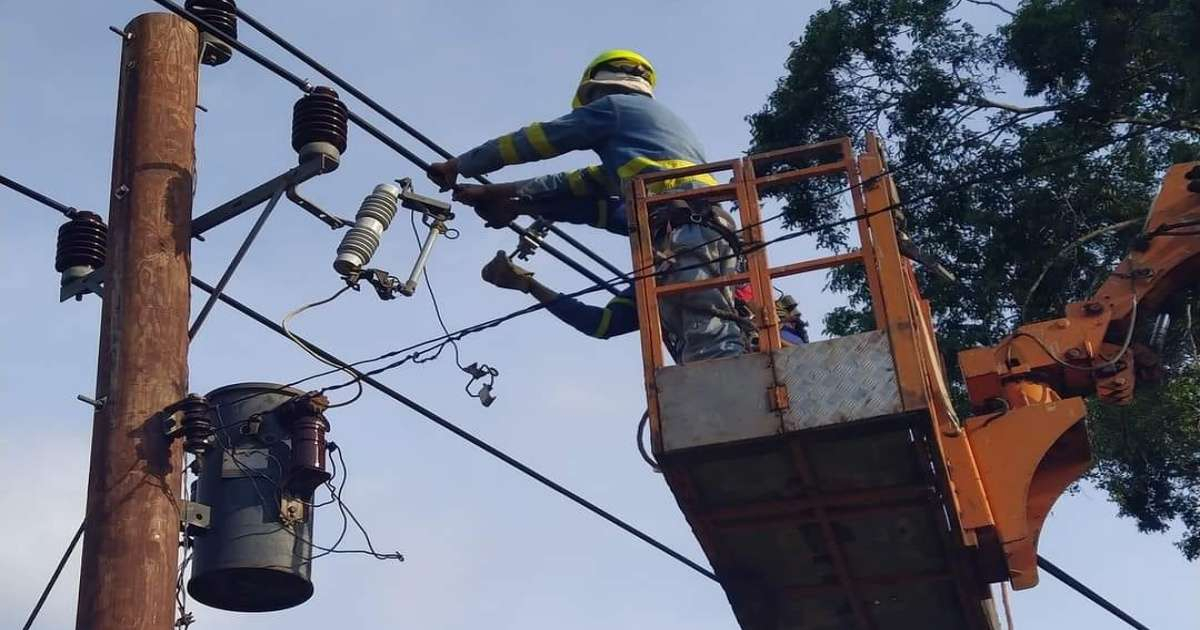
[749,0,1200,556]
[1091,363,1200,559]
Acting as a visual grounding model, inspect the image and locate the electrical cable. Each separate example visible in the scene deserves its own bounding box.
[636,411,660,473]
[229,3,633,283]
[190,277,720,581]
[1003,276,1140,372]
[1019,218,1143,322]
[280,285,363,408]
[1037,554,1152,630]
[1,173,77,217]
[148,0,626,297]
[9,109,1177,405]
[12,109,1190,592]
[21,519,86,630]
[409,210,500,401]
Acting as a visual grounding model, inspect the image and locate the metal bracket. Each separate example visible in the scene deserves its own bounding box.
[511,218,552,261]
[286,179,353,230]
[182,501,211,535]
[392,178,456,298]
[354,268,403,300]
[191,154,340,238]
[279,496,305,527]
[162,412,183,439]
[768,384,790,412]
[60,267,106,302]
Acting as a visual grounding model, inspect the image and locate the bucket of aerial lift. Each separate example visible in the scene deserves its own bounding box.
[187,382,323,612]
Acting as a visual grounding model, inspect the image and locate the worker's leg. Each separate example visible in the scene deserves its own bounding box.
[657,223,747,363]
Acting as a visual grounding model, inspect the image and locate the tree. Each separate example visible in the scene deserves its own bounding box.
[748,0,1200,558]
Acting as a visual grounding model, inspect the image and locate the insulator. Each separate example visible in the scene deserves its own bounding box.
[292,86,349,163]
[279,394,332,496]
[179,394,216,457]
[185,0,238,67]
[334,183,401,276]
[55,211,107,286]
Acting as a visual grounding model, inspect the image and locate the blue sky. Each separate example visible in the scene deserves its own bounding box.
[1,1,1195,629]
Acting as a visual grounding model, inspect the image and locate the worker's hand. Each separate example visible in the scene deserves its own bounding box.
[481,250,534,293]
[427,159,459,192]
[473,199,522,229]
[452,184,504,206]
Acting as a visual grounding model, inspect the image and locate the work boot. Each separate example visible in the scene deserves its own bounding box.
[481,250,534,293]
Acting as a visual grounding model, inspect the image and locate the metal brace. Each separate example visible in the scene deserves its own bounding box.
[60,267,106,303]
[182,501,211,536]
[191,154,344,238]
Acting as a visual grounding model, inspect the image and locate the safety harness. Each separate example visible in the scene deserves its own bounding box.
[649,200,758,350]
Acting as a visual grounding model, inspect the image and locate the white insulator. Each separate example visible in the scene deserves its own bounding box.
[334,183,401,275]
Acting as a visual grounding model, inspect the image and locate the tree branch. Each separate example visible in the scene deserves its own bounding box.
[963,0,1016,17]
[956,96,1060,114]
[1110,116,1200,133]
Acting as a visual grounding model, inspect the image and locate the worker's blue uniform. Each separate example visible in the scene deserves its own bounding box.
[457,93,746,362]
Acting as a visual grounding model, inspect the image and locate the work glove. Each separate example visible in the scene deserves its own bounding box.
[427,158,459,192]
[481,250,534,293]
[473,200,521,229]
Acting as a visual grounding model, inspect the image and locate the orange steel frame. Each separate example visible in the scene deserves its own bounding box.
[625,135,925,457]
[624,134,1167,600]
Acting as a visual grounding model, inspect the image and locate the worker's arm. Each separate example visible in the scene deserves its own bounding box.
[518,165,617,199]
[455,98,618,178]
[537,285,639,340]
[457,186,629,235]
[480,252,637,339]
[524,195,628,236]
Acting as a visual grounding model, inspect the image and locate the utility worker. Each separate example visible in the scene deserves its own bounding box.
[428,49,746,363]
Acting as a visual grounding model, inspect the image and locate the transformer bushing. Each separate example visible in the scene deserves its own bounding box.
[188,383,332,613]
[292,86,349,164]
[185,0,238,66]
[54,211,106,287]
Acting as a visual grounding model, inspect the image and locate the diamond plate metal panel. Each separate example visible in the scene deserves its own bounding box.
[656,351,780,453]
[656,331,902,453]
[779,330,903,431]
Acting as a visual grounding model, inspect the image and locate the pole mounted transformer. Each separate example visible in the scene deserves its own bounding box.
[183,383,333,612]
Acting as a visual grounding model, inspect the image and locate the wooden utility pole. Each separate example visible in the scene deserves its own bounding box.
[76,13,198,630]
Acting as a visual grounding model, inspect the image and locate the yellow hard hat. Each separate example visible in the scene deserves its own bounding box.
[572,49,657,108]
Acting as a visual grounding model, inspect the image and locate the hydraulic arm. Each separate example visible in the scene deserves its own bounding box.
[955,162,1200,588]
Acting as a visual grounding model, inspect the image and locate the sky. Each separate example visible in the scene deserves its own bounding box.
[1,1,1196,629]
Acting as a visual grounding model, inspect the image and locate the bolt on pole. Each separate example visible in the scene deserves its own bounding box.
[75,12,198,630]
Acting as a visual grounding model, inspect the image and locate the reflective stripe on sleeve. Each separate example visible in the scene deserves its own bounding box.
[498,134,519,164]
[525,123,557,158]
[616,157,719,192]
[567,169,590,196]
[593,308,614,338]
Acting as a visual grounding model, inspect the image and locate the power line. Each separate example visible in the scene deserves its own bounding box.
[1037,555,1152,630]
[22,519,85,630]
[148,0,626,296]
[9,110,1190,603]
[228,3,633,284]
[1,173,76,217]
[189,276,720,582]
